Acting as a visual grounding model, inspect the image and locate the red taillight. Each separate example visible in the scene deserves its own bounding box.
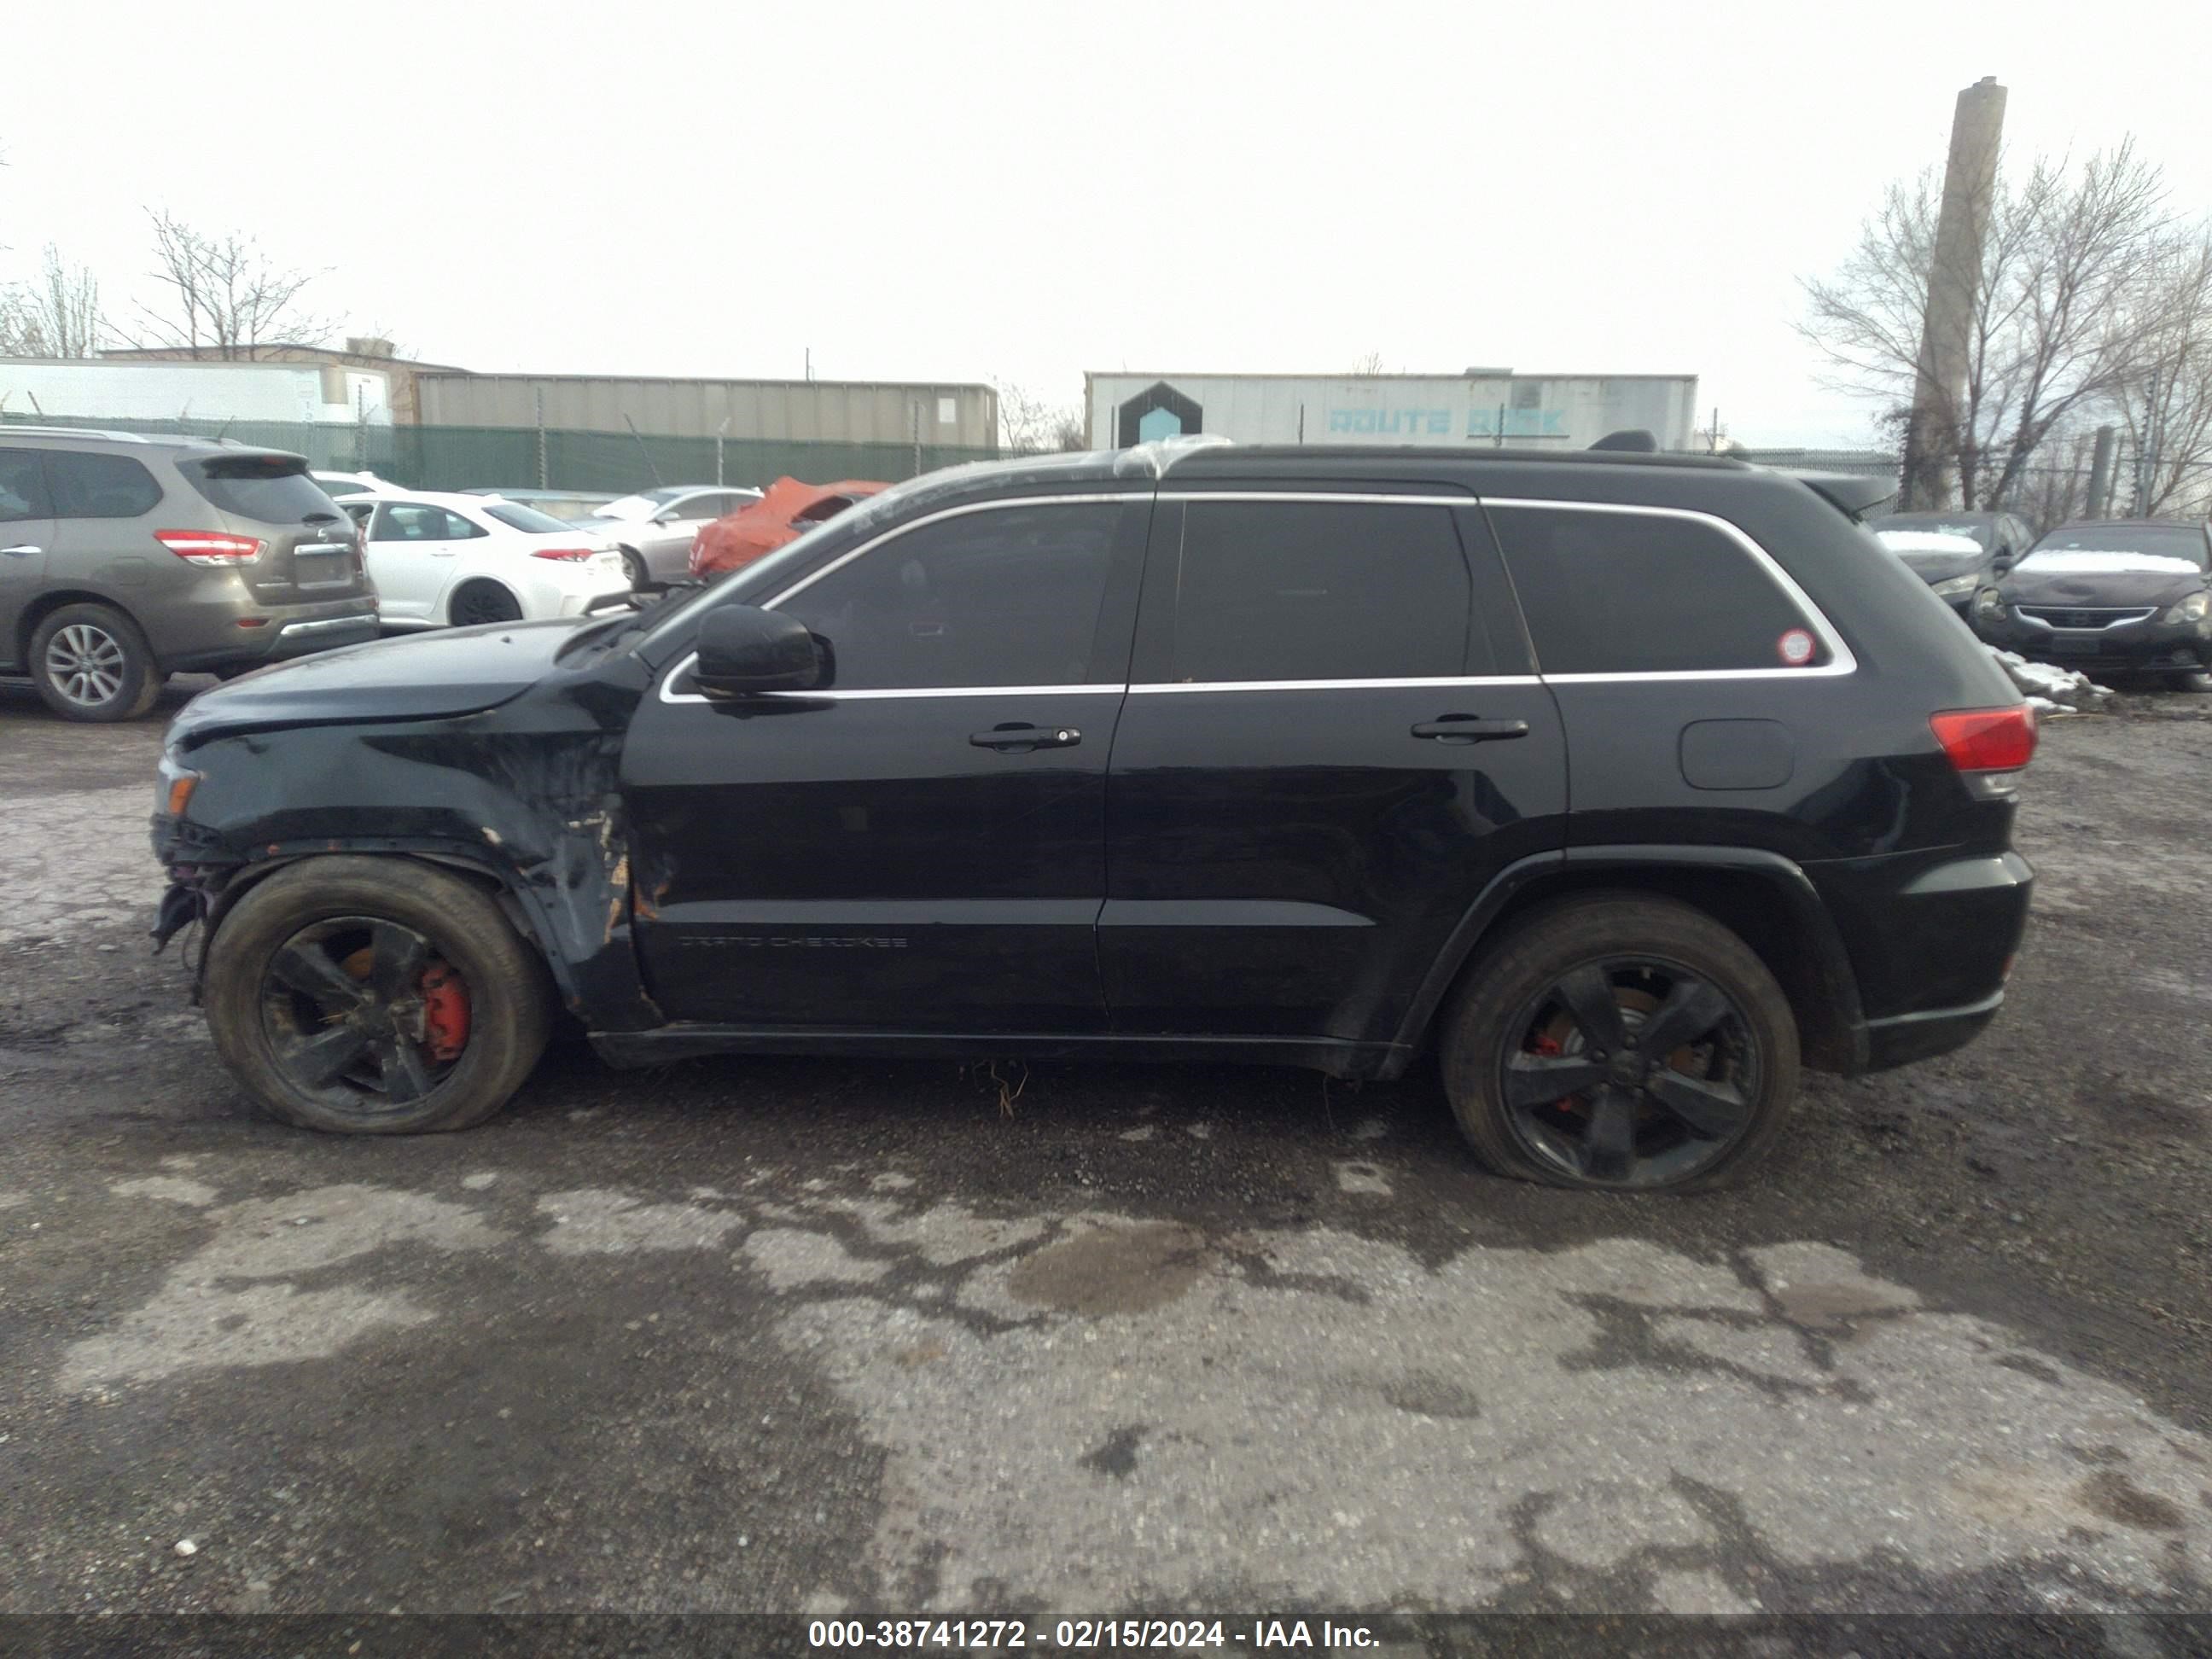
[155,529,263,567]
[530,545,596,562]
[1931,706,2037,772]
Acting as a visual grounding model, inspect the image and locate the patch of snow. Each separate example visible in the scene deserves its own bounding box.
[1988,648,2111,711]
[2012,550,2200,576]
[1877,530,1983,556]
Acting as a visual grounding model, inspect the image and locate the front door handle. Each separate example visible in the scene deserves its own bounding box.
[1412,715,1529,743]
[969,722,1080,753]
[0,544,40,557]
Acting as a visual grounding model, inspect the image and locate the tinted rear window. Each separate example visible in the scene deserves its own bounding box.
[1492,505,1831,674]
[48,451,163,519]
[1171,500,1476,682]
[182,456,341,523]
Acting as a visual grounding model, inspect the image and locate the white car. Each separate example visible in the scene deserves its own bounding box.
[574,486,765,586]
[335,491,632,629]
[313,469,403,500]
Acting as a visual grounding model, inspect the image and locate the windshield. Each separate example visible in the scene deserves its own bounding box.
[1873,514,1993,550]
[485,502,574,534]
[2032,524,2203,562]
[595,489,685,521]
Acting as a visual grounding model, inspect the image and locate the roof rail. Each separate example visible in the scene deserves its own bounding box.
[0,423,154,443]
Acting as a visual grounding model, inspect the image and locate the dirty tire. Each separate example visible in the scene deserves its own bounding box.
[203,856,552,1134]
[448,580,523,626]
[2163,667,2212,694]
[619,546,651,591]
[1438,893,1800,1193]
[29,602,163,722]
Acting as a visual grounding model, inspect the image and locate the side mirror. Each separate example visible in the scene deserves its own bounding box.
[1992,552,2014,573]
[693,605,826,698]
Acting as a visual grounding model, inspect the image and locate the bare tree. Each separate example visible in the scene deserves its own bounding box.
[1349,350,1387,376]
[3,243,102,356]
[1802,141,2181,509]
[995,381,1084,454]
[132,208,336,359]
[2109,231,2212,516]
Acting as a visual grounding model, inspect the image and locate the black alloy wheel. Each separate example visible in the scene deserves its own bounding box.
[1439,894,1800,1192]
[1496,958,1760,1189]
[259,917,464,1121]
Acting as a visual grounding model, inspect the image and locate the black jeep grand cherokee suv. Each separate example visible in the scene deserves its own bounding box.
[151,441,2035,1192]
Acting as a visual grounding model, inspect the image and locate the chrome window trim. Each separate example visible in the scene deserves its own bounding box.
[1132,675,1540,695]
[657,492,1141,705]
[655,487,1857,706]
[1480,497,1858,682]
[1156,491,1476,508]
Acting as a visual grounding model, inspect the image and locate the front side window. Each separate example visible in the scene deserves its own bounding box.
[777,501,1128,690]
[0,449,51,522]
[1167,499,1476,683]
[1491,505,1831,675]
[48,451,163,519]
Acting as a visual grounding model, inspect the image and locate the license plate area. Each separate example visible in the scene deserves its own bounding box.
[2044,632,2096,655]
[293,545,353,590]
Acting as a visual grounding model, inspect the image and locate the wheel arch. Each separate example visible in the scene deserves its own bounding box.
[16,587,144,666]
[201,848,582,1014]
[1392,847,1867,1077]
[441,574,522,625]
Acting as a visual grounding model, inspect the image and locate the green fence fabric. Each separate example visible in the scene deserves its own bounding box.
[0,413,998,492]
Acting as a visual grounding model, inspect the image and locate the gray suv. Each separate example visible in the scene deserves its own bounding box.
[0,429,379,720]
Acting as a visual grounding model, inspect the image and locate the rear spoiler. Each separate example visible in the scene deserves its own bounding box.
[1787,470,1899,521]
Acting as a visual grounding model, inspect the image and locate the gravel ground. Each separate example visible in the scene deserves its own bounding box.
[0,678,2208,1633]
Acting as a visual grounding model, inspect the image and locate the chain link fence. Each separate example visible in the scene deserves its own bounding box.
[0,412,999,492]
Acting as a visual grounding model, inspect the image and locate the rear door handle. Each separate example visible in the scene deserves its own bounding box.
[1412,715,1529,743]
[970,722,1080,753]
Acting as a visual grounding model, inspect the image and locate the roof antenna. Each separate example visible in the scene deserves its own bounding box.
[1589,428,1659,453]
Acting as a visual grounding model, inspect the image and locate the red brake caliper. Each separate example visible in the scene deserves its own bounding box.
[418,961,471,1062]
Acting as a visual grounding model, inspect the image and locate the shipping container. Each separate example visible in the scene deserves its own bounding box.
[416,373,998,451]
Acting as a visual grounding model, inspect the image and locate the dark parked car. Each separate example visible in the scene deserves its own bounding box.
[150,441,2035,1192]
[1970,519,2212,690]
[1,428,379,719]
[1869,509,2034,614]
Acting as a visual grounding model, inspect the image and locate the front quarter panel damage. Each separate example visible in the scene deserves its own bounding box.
[154,666,664,1030]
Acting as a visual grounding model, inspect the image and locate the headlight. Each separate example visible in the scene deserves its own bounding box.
[1971,586,2006,619]
[156,749,201,818]
[1931,574,1979,598]
[2160,591,2209,624]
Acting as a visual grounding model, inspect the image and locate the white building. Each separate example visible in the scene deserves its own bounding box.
[1085,370,1697,452]
[0,358,394,426]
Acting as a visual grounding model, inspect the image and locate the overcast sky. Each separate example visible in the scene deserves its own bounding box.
[6,1,2209,448]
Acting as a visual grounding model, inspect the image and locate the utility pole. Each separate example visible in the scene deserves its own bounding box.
[2086,424,2117,520]
[715,416,731,487]
[1903,76,2006,511]
[534,388,547,488]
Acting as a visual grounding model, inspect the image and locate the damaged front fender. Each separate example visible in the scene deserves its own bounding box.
[151,651,666,1030]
